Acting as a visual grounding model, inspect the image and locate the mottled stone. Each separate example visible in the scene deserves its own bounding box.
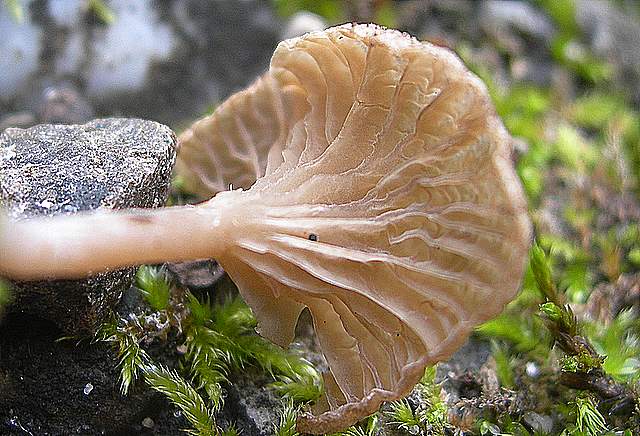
[282,11,327,40]
[0,2,41,101]
[166,260,225,290]
[480,0,555,42]
[576,0,640,103]
[0,118,176,334]
[0,0,282,128]
[523,411,555,434]
[218,371,283,435]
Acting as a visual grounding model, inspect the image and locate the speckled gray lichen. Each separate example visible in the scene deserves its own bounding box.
[0,118,177,334]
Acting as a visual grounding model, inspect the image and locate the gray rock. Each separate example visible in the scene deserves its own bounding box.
[480,1,555,42]
[0,0,282,128]
[0,309,186,435]
[575,0,640,103]
[397,0,479,48]
[436,336,492,407]
[0,112,36,132]
[0,2,41,101]
[282,11,327,40]
[523,411,555,434]
[220,371,282,435]
[34,82,95,125]
[0,118,176,334]
[437,336,492,382]
[166,260,225,290]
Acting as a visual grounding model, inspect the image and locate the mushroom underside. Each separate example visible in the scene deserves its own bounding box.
[177,24,531,433]
[0,22,532,436]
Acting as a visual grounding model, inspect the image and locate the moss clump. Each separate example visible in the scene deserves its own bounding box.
[0,279,11,318]
[98,266,322,434]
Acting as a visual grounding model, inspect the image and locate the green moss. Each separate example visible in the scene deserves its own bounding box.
[136,266,172,312]
[274,400,299,436]
[477,248,552,359]
[477,419,503,436]
[271,0,344,22]
[219,425,239,436]
[185,327,228,412]
[564,394,609,436]
[143,363,217,436]
[620,224,640,247]
[185,295,322,405]
[494,84,553,203]
[560,352,603,374]
[538,0,579,36]
[570,93,628,130]
[582,310,640,380]
[492,342,515,388]
[328,414,378,436]
[628,248,640,266]
[517,165,545,203]
[539,0,612,84]
[551,36,613,84]
[2,0,23,23]
[553,125,598,171]
[0,280,12,317]
[477,313,544,354]
[496,86,551,121]
[87,0,116,25]
[537,235,594,303]
[373,1,397,29]
[95,319,147,395]
[387,400,422,431]
[98,272,323,435]
[621,116,640,188]
[385,367,450,435]
[559,262,593,304]
[531,242,559,302]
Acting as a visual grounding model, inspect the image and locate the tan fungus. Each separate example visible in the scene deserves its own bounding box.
[0,24,531,433]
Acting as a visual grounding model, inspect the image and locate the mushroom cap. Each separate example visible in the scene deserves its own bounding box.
[178,24,532,433]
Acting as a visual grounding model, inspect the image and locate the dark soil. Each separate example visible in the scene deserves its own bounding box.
[0,312,185,435]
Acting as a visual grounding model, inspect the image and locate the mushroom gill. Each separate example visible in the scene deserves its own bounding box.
[0,24,532,434]
[177,24,532,432]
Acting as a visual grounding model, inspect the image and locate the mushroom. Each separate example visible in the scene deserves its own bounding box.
[0,24,531,433]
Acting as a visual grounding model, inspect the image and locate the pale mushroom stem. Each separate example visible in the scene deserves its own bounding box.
[0,204,227,281]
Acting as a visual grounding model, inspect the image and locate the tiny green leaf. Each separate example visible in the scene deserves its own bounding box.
[87,0,116,25]
[530,242,559,303]
[0,279,12,316]
[540,301,563,323]
[143,363,217,436]
[3,0,24,23]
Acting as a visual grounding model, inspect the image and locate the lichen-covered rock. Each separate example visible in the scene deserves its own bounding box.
[0,118,176,334]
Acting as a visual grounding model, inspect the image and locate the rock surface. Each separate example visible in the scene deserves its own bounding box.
[166,260,225,290]
[218,371,283,435]
[0,0,282,128]
[0,118,176,334]
[576,0,640,103]
[0,118,183,436]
